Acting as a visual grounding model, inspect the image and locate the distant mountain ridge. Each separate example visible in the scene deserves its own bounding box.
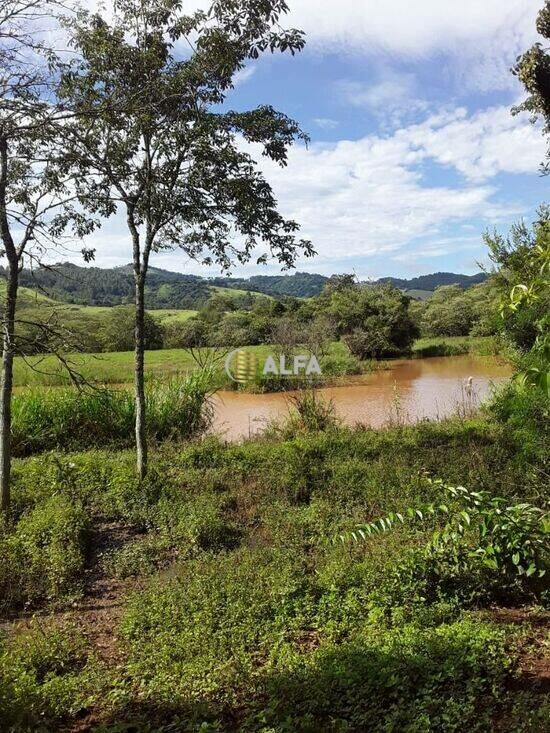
[379,272,488,291]
[0,263,488,308]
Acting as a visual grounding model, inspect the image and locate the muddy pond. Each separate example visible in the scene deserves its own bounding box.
[211,355,512,441]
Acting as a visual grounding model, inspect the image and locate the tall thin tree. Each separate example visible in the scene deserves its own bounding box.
[0,0,93,511]
[59,0,314,479]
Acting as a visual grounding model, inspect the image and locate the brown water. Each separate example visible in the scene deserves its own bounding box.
[211,356,512,442]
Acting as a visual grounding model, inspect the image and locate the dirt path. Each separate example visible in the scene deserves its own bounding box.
[488,607,550,694]
[60,517,144,731]
[67,517,142,665]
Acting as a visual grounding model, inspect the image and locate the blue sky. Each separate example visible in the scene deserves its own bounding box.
[83,0,548,280]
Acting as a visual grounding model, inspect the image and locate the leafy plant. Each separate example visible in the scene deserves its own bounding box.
[0,496,89,612]
[503,237,550,396]
[340,479,548,596]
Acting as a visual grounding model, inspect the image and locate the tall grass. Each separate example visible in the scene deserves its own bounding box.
[11,371,214,456]
[266,389,340,439]
[412,336,502,358]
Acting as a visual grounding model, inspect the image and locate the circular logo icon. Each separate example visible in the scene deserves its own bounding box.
[225,349,259,384]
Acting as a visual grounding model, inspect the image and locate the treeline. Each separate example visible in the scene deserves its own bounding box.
[4,262,489,309]
[3,274,512,357]
[164,277,419,360]
[382,272,487,292]
[4,253,535,358]
[7,263,211,309]
[210,271,329,298]
[412,280,500,338]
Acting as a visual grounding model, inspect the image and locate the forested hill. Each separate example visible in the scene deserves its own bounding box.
[1,263,488,308]
[379,272,488,291]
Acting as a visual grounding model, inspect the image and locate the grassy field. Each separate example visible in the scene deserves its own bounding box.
[0,393,548,730]
[13,294,197,324]
[12,336,504,388]
[210,285,272,301]
[14,346,203,386]
[150,308,198,324]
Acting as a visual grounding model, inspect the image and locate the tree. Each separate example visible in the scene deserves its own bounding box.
[513,0,550,173]
[59,0,313,478]
[326,282,418,358]
[0,0,93,512]
[484,214,550,352]
[418,285,475,337]
[99,306,164,353]
[491,214,550,395]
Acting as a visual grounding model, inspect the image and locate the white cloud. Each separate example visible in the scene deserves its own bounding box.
[233,65,256,86]
[80,0,540,92]
[336,72,417,110]
[245,104,544,267]
[285,0,537,88]
[391,237,481,263]
[401,106,545,181]
[80,104,544,276]
[314,118,339,130]
[335,71,429,126]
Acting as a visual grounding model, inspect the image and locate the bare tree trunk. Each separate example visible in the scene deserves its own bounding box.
[0,262,17,512]
[134,271,147,479]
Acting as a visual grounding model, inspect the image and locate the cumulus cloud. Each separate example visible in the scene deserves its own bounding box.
[247,104,544,267]
[80,104,544,275]
[285,0,537,90]
[401,106,545,181]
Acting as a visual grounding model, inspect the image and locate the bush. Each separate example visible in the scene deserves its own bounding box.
[267,390,340,440]
[342,479,549,609]
[163,318,208,349]
[0,496,89,613]
[0,622,103,730]
[98,306,164,352]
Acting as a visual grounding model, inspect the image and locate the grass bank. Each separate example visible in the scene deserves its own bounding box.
[412,335,503,358]
[13,337,504,389]
[12,341,372,389]
[0,385,548,730]
[11,372,214,456]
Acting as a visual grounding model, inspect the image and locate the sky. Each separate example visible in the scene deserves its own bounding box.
[78,0,548,280]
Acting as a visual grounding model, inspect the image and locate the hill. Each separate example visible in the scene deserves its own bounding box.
[7,263,211,309]
[380,272,488,292]
[0,264,489,309]
[211,272,328,298]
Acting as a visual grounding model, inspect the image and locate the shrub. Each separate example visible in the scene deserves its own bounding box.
[0,622,103,730]
[342,479,549,608]
[0,496,89,613]
[163,318,208,349]
[99,305,164,352]
[268,390,340,439]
